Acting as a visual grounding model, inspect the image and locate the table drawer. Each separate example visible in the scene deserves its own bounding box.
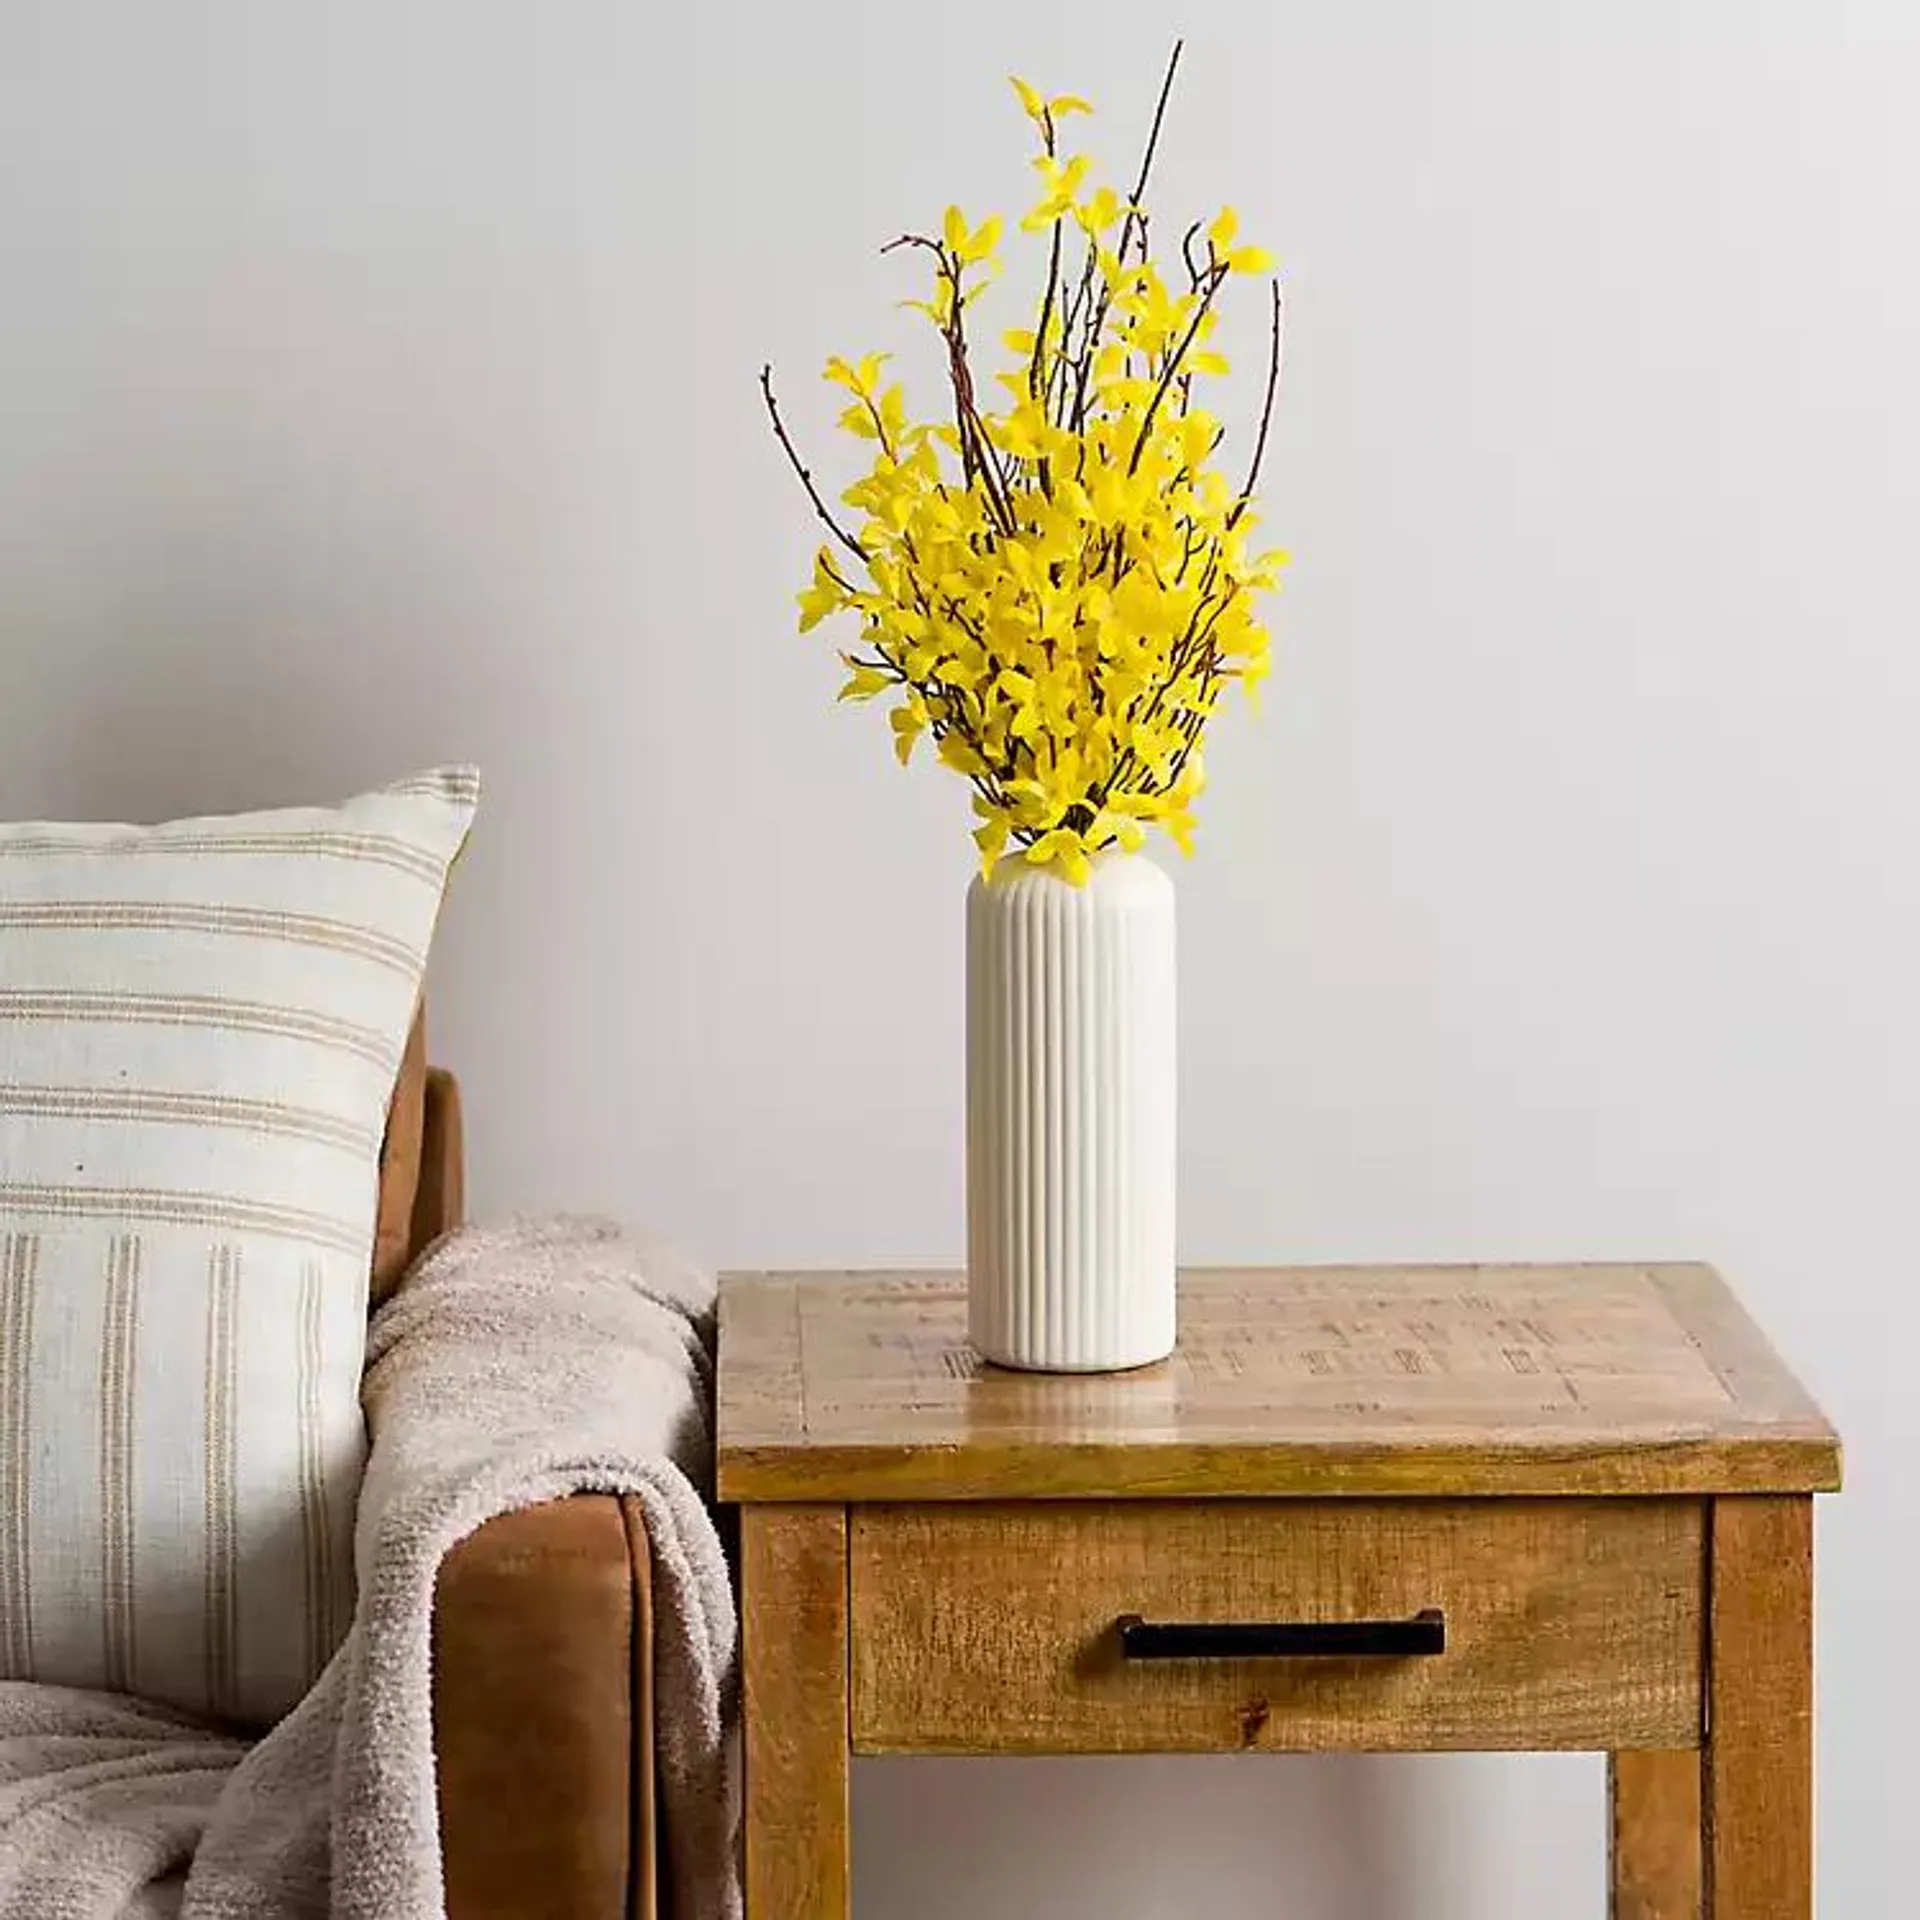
[850,1499,1704,1754]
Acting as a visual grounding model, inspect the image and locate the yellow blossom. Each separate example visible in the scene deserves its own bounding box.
[767,54,1287,883]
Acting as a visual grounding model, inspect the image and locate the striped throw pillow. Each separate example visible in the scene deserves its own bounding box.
[0,768,477,1724]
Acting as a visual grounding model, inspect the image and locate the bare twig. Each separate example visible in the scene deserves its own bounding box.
[1180,219,1205,291]
[1227,278,1284,529]
[760,365,868,563]
[1117,41,1183,266]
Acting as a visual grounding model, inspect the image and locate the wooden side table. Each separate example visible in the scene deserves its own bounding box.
[718,1266,1839,1919]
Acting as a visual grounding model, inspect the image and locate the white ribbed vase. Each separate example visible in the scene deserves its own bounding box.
[966,851,1176,1372]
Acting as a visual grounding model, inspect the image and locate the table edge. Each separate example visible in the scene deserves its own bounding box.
[716,1431,1843,1504]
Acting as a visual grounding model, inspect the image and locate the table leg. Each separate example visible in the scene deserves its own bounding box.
[1704,1496,1814,1919]
[742,1504,851,1919]
[1610,1750,1701,1918]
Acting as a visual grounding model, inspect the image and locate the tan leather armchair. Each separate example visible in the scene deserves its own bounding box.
[374,1038,664,1920]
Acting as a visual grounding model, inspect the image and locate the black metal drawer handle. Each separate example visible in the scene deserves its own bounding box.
[1115,1608,1446,1662]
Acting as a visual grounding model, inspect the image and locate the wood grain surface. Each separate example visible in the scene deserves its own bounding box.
[719,1267,1839,1501]
[1611,1750,1702,1920]
[849,1497,1705,1754]
[1705,1497,1814,1918]
[742,1506,850,1920]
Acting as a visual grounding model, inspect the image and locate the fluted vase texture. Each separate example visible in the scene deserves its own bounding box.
[966,851,1177,1371]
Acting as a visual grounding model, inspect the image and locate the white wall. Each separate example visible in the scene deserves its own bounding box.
[2,2,1911,1911]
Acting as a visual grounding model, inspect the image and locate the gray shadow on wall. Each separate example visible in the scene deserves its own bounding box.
[855,1751,1406,1920]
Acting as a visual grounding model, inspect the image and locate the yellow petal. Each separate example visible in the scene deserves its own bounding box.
[1025,829,1092,886]
[973,818,1010,877]
[962,215,1003,264]
[837,662,893,702]
[889,704,925,765]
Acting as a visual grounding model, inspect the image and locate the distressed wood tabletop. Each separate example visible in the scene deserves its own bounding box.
[717,1264,1838,1502]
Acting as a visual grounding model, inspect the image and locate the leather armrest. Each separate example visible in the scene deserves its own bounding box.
[371,1011,428,1303]
[434,1494,657,1920]
[411,1066,465,1261]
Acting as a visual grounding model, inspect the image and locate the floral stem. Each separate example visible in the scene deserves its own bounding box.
[1127,264,1227,476]
[1119,41,1183,266]
[760,366,868,564]
[1228,279,1284,529]
[1070,39,1184,432]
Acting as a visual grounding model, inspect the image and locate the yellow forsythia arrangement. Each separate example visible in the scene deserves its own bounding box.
[764,44,1286,883]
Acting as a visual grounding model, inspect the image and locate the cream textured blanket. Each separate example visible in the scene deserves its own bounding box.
[0,1217,741,1920]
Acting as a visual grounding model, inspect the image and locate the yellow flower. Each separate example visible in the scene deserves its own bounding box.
[796,549,847,632]
[770,58,1285,882]
[1024,829,1093,886]
[1010,77,1094,134]
[1023,154,1091,230]
[823,353,889,399]
[837,658,894,702]
[942,206,1003,265]
[1206,207,1274,276]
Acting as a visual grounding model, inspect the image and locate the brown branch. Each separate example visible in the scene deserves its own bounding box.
[1030,214,1064,405]
[848,637,1013,817]
[1180,219,1205,291]
[1048,268,1086,423]
[945,266,1019,534]
[889,235,983,491]
[1027,216,1065,497]
[1117,41,1183,266]
[761,365,868,564]
[1159,644,1225,794]
[860,393,895,459]
[1228,278,1283,529]
[918,663,1013,813]
[1052,232,1100,426]
[1103,566,1237,798]
[877,574,1017,812]
[1070,40,1185,431]
[886,232,1018,528]
[1126,265,1227,475]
